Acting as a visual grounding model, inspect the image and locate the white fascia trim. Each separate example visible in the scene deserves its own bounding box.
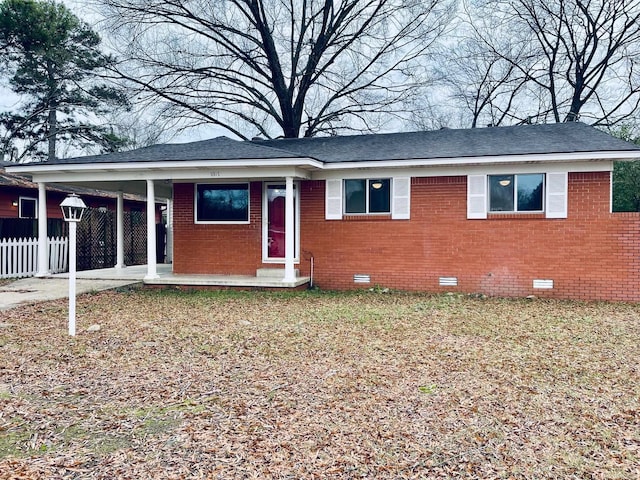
[315,160,614,180]
[16,166,315,184]
[320,150,640,170]
[6,156,323,174]
[7,151,637,181]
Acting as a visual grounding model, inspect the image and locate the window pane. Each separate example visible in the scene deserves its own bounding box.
[20,198,37,218]
[369,179,390,213]
[489,175,514,211]
[345,179,366,213]
[197,184,249,222]
[517,174,544,211]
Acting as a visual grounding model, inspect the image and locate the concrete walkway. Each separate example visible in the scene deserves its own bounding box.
[0,264,172,311]
[0,263,311,311]
[0,277,139,311]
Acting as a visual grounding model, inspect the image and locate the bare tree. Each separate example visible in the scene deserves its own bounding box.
[448,0,640,128]
[439,34,530,128]
[97,0,454,139]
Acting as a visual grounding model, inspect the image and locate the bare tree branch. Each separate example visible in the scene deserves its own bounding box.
[96,0,455,138]
[444,0,640,129]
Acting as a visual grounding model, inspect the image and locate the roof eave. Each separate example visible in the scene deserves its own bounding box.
[6,156,324,175]
[320,150,640,169]
[7,150,637,180]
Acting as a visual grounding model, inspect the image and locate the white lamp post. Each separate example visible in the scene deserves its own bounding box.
[60,194,87,336]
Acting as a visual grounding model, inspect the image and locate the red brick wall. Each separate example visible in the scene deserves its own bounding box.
[173,182,263,275]
[301,173,640,301]
[173,173,640,301]
[0,187,148,219]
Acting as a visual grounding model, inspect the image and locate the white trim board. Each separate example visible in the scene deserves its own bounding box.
[314,161,614,181]
[18,166,315,184]
[7,151,634,183]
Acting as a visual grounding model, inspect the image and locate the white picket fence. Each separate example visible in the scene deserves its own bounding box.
[0,236,69,279]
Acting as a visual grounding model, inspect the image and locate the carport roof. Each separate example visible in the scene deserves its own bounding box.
[44,135,301,164]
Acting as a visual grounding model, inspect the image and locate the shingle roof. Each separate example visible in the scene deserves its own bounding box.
[252,122,640,162]
[11,122,640,167]
[0,165,147,200]
[50,136,300,164]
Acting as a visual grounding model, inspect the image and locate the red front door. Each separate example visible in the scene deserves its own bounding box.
[267,186,286,258]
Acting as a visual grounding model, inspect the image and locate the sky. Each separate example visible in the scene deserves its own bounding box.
[0,0,228,156]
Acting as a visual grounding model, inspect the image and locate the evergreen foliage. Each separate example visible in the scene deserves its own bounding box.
[612,127,640,212]
[0,0,129,161]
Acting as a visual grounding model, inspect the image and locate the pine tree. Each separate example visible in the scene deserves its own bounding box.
[0,0,129,161]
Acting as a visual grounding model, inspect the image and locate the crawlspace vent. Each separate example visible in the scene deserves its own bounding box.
[533,279,554,289]
[439,277,458,287]
[353,274,371,284]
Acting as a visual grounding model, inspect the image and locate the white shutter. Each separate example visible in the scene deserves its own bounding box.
[392,177,411,219]
[546,172,568,218]
[325,179,343,220]
[467,174,487,219]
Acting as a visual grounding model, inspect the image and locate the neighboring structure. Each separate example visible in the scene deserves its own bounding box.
[1,161,163,271]
[8,123,640,301]
[1,160,148,224]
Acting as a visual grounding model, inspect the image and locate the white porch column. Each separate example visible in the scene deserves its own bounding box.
[36,182,49,277]
[115,191,125,269]
[283,176,296,283]
[145,179,158,280]
[165,198,173,263]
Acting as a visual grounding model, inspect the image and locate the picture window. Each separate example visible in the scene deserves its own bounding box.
[195,183,249,223]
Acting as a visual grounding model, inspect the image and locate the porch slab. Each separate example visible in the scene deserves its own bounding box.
[52,264,309,289]
[143,273,310,289]
[52,264,173,281]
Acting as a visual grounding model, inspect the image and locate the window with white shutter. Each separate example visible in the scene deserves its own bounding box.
[325,179,343,220]
[469,172,568,219]
[545,172,568,218]
[325,177,410,219]
[488,174,544,212]
[392,177,411,219]
[467,174,487,219]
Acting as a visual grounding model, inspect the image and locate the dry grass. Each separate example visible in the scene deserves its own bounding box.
[0,288,639,479]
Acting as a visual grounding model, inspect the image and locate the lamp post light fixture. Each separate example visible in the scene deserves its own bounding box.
[60,194,87,336]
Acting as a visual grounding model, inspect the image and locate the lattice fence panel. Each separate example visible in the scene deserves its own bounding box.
[77,209,116,271]
[124,210,147,266]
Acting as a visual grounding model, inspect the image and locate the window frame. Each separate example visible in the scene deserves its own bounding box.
[343,178,391,215]
[488,173,545,213]
[18,196,38,219]
[194,182,250,224]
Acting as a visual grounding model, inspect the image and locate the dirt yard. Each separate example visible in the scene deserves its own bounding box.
[1,288,638,479]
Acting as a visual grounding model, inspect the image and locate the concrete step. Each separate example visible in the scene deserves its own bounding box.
[256,268,300,278]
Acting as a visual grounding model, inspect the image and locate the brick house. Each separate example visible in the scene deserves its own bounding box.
[8,122,640,301]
